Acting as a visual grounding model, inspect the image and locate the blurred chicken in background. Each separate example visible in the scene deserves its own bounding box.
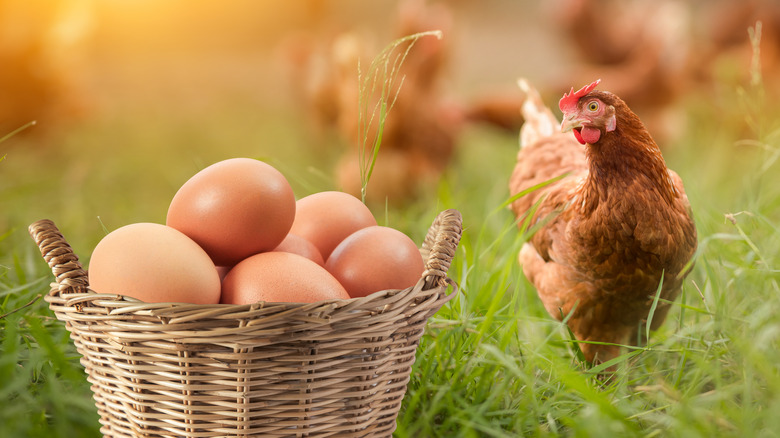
[0,0,92,136]
[549,0,693,142]
[691,0,780,97]
[337,0,460,206]
[281,0,526,206]
[548,0,780,142]
[281,0,459,205]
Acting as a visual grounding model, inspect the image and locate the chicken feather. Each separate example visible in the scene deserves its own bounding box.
[510,79,697,366]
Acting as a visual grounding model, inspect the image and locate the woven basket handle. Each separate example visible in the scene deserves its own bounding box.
[421,209,462,289]
[28,219,89,292]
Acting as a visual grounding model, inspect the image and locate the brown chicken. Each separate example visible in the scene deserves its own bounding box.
[281,0,530,205]
[279,0,459,205]
[510,79,697,366]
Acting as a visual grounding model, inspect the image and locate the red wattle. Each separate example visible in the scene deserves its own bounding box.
[581,126,601,144]
[572,128,585,145]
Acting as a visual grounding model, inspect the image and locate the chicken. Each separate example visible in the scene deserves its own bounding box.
[510,79,697,366]
[281,0,529,205]
[277,0,458,205]
[691,0,780,99]
[333,0,468,206]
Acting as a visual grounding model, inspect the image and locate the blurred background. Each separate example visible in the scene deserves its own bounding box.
[2,0,779,251]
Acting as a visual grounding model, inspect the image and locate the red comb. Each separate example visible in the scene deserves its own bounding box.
[559,79,601,113]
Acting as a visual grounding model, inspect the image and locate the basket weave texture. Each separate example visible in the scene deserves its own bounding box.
[29,209,462,438]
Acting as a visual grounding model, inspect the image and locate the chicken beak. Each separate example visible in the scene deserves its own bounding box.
[560,114,583,133]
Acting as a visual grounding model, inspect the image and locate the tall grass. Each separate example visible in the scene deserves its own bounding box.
[356,30,442,203]
[2,29,780,438]
[0,251,100,437]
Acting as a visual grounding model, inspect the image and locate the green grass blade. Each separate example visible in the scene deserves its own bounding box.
[356,30,442,203]
[646,270,665,341]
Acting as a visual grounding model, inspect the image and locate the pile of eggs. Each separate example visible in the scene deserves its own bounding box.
[87,158,425,305]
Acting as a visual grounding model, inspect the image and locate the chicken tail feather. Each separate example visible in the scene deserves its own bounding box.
[517,78,558,148]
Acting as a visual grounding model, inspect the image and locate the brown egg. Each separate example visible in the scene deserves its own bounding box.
[221,252,349,304]
[166,158,296,266]
[273,233,325,266]
[290,191,376,260]
[88,223,221,304]
[325,226,425,298]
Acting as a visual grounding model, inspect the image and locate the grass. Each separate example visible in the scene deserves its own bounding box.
[357,30,443,203]
[2,42,780,438]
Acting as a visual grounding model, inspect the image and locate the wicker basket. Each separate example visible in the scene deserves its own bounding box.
[29,209,462,438]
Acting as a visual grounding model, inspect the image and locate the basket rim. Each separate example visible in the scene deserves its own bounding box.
[45,275,457,305]
[42,277,458,324]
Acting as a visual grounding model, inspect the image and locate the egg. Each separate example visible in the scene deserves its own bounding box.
[325,225,425,298]
[166,158,296,266]
[221,252,350,304]
[273,233,325,266]
[88,223,221,304]
[290,191,377,260]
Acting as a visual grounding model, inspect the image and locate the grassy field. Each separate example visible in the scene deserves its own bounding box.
[2,41,780,438]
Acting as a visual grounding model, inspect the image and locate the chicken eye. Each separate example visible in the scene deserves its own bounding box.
[587,101,599,112]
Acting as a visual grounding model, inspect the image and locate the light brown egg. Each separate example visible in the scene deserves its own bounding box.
[272,233,325,266]
[166,158,296,266]
[221,252,350,304]
[325,225,425,298]
[290,191,376,260]
[88,223,221,304]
